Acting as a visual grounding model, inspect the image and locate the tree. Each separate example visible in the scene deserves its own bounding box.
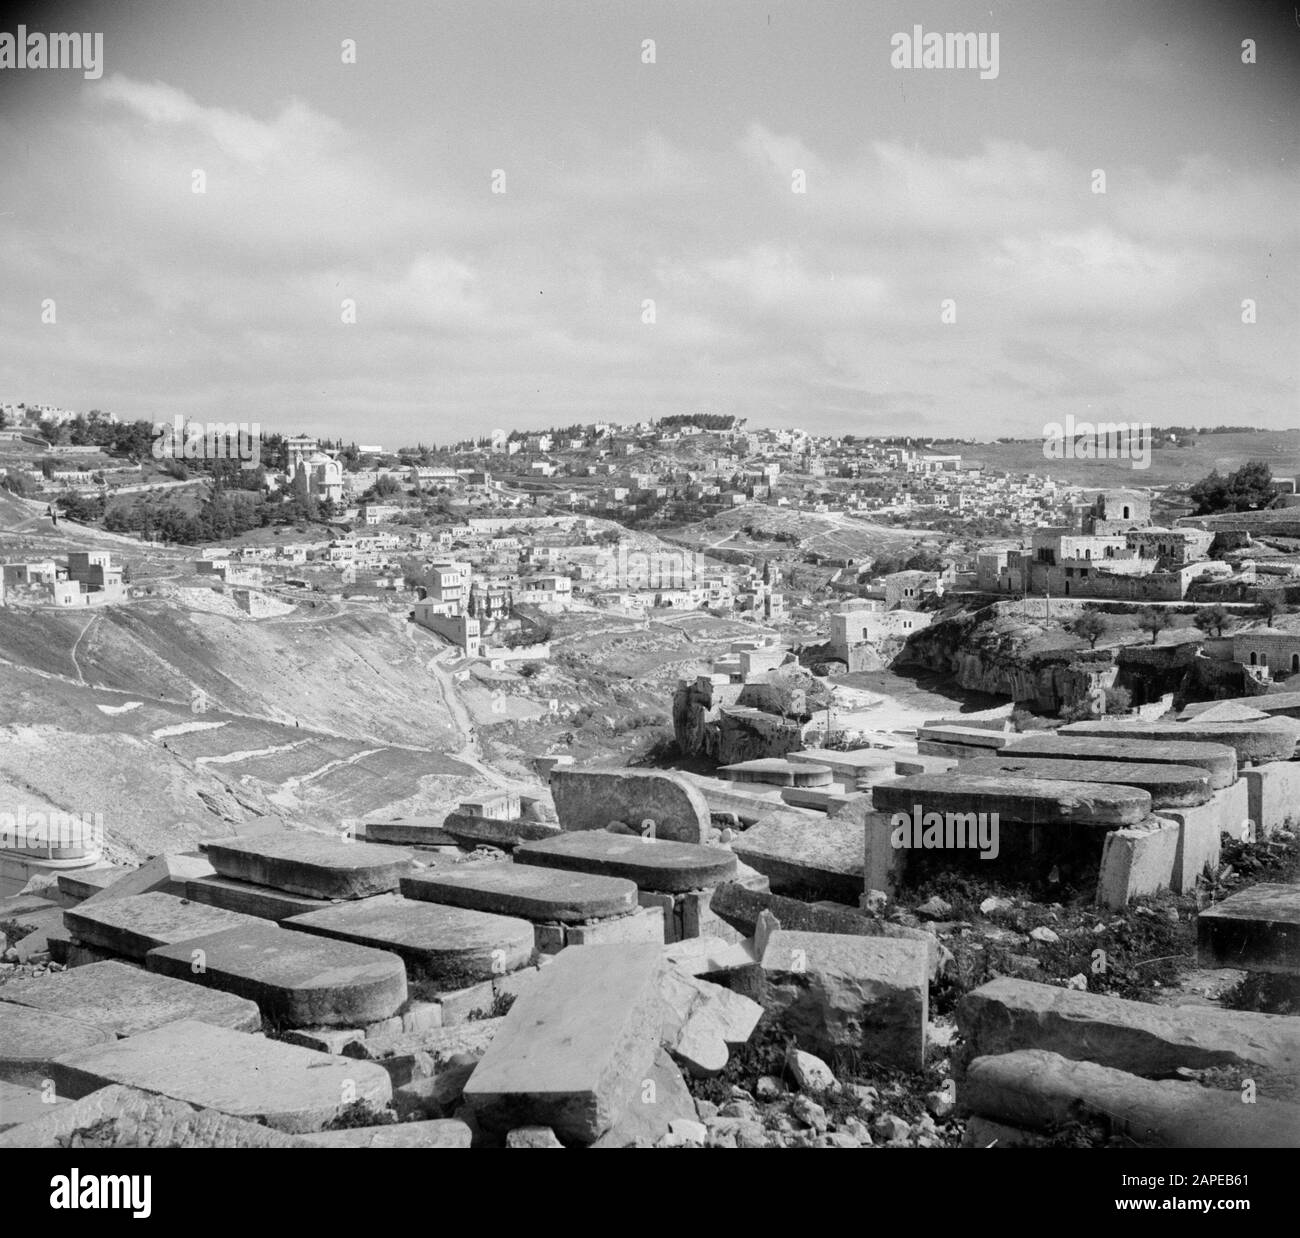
[1189,460,1273,515]
[1068,610,1108,648]
[1192,605,1233,638]
[1136,607,1171,645]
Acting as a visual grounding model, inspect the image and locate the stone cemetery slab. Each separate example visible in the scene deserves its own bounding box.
[50,1019,392,1133]
[463,943,664,1142]
[363,817,460,847]
[1198,883,1300,976]
[0,959,261,1037]
[81,852,215,906]
[438,811,561,850]
[146,923,407,1027]
[962,1049,1300,1148]
[1001,733,1238,789]
[202,831,413,899]
[286,895,534,985]
[1182,692,1300,721]
[0,1084,313,1147]
[872,772,1151,826]
[718,758,833,787]
[958,976,1300,1079]
[759,929,928,1070]
[63,892,265,962]
[514,831,737,893]
[56,866,134,902]
[183,874,336,921]
[550,768,711,843]
[400,862,638,923]
[0,1004,114,1087]
[731,812,865,904]
[958,756,1212,808]
[1059,717,1298,765]
[0,1079,66,1131]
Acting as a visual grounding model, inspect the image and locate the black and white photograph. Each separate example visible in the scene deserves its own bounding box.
[0,0,1296,1203]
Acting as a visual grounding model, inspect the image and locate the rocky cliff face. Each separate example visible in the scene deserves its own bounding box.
[896,610,1111,713]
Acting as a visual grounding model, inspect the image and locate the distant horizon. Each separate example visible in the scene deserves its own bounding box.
[2,1,1296,444]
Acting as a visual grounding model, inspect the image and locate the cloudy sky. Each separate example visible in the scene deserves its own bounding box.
[1,0,1296,445]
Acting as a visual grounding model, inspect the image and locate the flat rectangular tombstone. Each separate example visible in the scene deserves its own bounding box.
[463,943,665,1142]
[400,863,637,924]
[513,831,737,893]
[81,852,215,906]
[872,773,1151,826]
[146,923,407,1027]
[285,894,535,985]
[1058,717,1298,766]
[0,1004,114,1088]
[438,812,561,850]
[732,812,865,903]
[957,756,1212,808]
[364,817,460,847]
[201,831,413,899]
[0,959,262,1037]
[1000,734,1238,790]
[1197,883,1300,976]
[56,867,134,902]
[50,1019,392,1134]
[63,892,266,962]
[183,874,337,921]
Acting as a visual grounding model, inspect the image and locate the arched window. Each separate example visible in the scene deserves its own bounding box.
[1250,651,1258,665]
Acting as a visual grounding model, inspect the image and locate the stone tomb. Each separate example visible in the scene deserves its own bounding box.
[1197,883,1300,976]
[201,831,413,900]
[0,959,261,1037]
[514,831,739,944]
[63,892,266,963]
[146,922,408,1028]
[956,756,1211,809]
[400,862,658,952]
[285,894,535,986]
[48,1019,391,1134]
[1000,733,1237,790]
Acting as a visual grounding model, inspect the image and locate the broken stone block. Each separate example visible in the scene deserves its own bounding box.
[0,1084,312,1148]
[731,812,865,903]
[0,1003,113,1088]
[146,923,407,1027]
[550,768,712,843]
[760,929,928,1071]
[50,1019,392,1134]
[1096,817,1179,910]
[514,831,737,892]
[958,755,1212,808]
[660,969,763,1079]
[506,1125,565,1148]
[202,832,413,899]
[183,875,336,921]
[463,943,664,1143]
[873,772,1151,827]
[1001,733,1238,789]
[962,1049,1300,1148]
[439,812,561,851]
[786,1046,836,1093]
[301,1119,472,1148]
[709,881,941,979]
[285,894,534,986]
[63,891,265,962]
[56,867,134,903]
[401,862,637,923]
[80,852,216,907]
[0,959,261,1037]
[1198,883,1300,976]
[588,1048,698,1148]
[958,977,1300,1079]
